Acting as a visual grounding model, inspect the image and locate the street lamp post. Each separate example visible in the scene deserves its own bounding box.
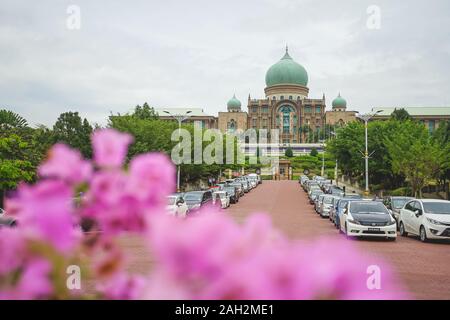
[357,110,383,196]
[163,110,192,192]
[330,131,338,186]
[319,139,325,177]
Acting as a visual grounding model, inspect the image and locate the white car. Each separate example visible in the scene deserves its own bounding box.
[399,199,450,242]
[339,200,397,240]
[319,195,339,218]
[166,194,189,218]
[213,191,230,209]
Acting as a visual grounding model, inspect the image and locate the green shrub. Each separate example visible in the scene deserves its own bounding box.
[310,148,318,157]
[285,147,293,157]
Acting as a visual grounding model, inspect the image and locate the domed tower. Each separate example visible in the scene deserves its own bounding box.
[332,93,347,111]
[227,94,242,112]
[264,47,309,100]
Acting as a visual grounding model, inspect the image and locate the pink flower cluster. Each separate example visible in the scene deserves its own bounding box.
[146,213,407,300]
[0,128,408,300]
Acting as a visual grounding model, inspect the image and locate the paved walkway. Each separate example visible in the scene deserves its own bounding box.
[227,180,450,300]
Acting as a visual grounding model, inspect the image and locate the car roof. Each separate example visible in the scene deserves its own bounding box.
[419,199,450,203]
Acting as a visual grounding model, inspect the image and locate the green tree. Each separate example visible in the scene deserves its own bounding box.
[309,147,318,157]
[285,147,293,157]
[0,134,35,206]
[53,112,93,158]
[385,121,440,197]
[432,120,450,199]
[390,108,411,121]
[133,102,158,120]
[0,109,28,129]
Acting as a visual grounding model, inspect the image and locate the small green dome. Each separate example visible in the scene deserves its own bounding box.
[332,93,347,109]
[227,94,241,110]
[265,48,308,87]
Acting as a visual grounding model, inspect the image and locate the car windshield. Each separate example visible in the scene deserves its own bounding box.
[338,200,348,208]
[167,197,176,205]
[324,197,333,204]
[392,198,410,209]
[423,202,450,214]
[184,192,203,201]
[350,202,388,214]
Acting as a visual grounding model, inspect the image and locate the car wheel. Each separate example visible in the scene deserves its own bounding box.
[399,222,408,237]
[420,226,428,243]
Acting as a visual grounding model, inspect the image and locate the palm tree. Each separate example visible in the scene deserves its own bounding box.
[0,109,28,128]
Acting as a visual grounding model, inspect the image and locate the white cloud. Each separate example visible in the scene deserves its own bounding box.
[0,0,449,126]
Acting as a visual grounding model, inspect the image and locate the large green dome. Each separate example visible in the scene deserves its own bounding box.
[332,93,347,109]
[265,49,308,87]
[227,94,241,110]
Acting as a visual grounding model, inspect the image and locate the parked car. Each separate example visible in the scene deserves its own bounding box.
[229,182,244,197]
[384,196,414,223]
[339,200,397,240]
[334,198,361,229]
[184,190,214,212]
[399,199,450,242]
[224,186,239,204]
[328,195,342,221]
[213,191,230,209]
[310,190,324,205]
[248,173,262,184]
[315,194,325,213]
[0,216,17,228]
[319,195,339,218]
[166,194,189,217]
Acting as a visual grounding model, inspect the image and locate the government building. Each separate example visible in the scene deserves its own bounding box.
[157,48,449,152]
[218,47,356,144]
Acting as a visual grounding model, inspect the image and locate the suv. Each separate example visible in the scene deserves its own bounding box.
[184,190,214,212]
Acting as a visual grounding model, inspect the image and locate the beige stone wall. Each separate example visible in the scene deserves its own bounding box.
[264,84,309,100]
[218,111,248,133]
[325,110,357,125]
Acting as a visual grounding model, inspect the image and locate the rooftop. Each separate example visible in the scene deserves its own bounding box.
[372,107,450,117]
[155,108,214,117]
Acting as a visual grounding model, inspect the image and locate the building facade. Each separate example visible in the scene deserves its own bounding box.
[155,108,217,129]
[221,48,327,143]
[371,107,450,132]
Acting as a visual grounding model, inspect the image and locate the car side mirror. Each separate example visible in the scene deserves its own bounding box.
[414,209,422,216]
[343,208,348,215]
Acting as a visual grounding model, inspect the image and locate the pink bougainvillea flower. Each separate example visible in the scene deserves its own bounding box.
[126,153,175,204]
[39,143,92,184]
[147,212,408,300]
[92,129,133,168]
[88,171,128,206]
[97,272,147,300]
[0,258,53,300]
[13,258,53,300]
[13,180,79,252]
[0,228,26,276]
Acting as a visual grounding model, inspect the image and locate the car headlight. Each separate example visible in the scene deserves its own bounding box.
[347,219,360,225]
[427,218,443,225]
[387,220,396,226]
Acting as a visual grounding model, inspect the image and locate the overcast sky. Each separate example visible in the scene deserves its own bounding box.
[1,0,449,126]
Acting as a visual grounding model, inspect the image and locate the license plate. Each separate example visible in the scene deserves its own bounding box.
[368,227,380,231]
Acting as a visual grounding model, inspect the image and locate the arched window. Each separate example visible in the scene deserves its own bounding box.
[228,119,236,133]
[279,105,296,134]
